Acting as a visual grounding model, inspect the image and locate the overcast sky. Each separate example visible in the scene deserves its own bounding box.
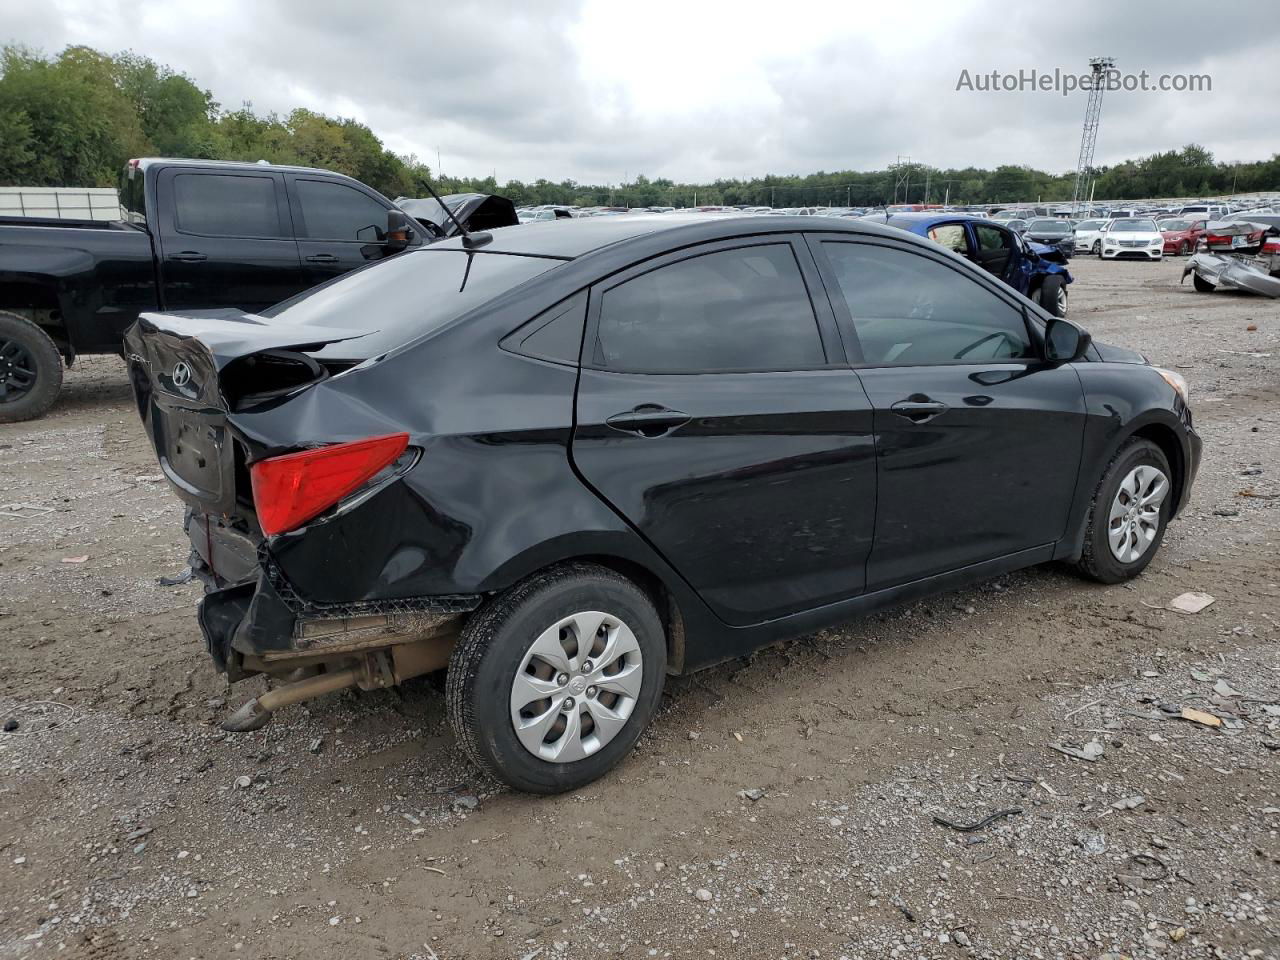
[6,0,1278,184]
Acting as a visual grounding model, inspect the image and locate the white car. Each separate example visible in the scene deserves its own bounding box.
[1100,218,1165,261]
[1073,219,1109,254]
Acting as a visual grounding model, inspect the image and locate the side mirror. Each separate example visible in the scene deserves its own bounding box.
[1044,317,1091,363]
[384,209,414,251]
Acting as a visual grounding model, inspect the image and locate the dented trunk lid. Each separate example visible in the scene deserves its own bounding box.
[124,309,370,516]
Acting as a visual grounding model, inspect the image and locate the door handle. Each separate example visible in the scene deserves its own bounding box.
[170,251,207,263]
[890,399,949,424]
[605,405,691,438]
[305,254,340,263]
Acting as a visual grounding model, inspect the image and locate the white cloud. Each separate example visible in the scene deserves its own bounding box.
[5,0,1278,183]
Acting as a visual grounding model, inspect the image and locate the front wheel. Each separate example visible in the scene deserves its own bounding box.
[1075,438,1173,584]
[1178,241,1189,256]
[446,563,667,793]
[1038,275,1068,317]
[1091,240,1101,255]
[0,311,63,424]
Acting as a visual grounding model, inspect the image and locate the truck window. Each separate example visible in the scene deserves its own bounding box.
[295,179,390,242]
[173,173,284,239]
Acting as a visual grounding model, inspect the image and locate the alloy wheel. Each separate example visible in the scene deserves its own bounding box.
[1107,465,1169,563]
[0,338,38,403]
[509,611,643,763]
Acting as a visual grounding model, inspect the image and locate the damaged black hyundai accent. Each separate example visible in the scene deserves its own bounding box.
[125,214,1201,793]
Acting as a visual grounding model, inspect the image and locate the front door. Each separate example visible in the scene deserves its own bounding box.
[572,237,877,627]
[155,168,306,312]
[812,237,1087,590]
[287,175,398,287]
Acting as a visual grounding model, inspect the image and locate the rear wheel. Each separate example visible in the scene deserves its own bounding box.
[446,563,666,793]
[1192,273,1216,293]
[1075,438,1173,584]
[0,311,63,424]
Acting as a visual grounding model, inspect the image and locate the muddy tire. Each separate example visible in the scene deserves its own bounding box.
[1075,438,1173,584]
[446,562,666,794]
[1192,273,1216,293]
[0,311,63,424]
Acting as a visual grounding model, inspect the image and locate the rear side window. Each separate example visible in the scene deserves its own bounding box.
[173,174,282,238]
[822,242,1031,366]
[263,249,561,359]
[295,179,390,241]
[595,243,825,373]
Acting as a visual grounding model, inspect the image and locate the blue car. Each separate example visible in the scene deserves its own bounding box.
[864,213,1074,317]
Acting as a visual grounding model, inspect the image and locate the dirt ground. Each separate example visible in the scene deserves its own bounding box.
[1,257,1277,960]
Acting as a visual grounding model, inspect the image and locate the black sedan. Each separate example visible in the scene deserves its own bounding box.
[126,214,1200,793]
[1023,218,1076,259]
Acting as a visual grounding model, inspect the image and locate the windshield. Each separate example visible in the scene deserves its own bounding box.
[1076,220,1102,230]
[1028,219,1069,233]
[262,249,562,358]
[1160,219,1193,230]
[1111,219,1158,232]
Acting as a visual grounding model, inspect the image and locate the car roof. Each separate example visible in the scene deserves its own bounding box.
[422,213,908,260]
[131,156,370,180]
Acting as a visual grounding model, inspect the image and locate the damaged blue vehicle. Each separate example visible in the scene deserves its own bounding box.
[866,212,1074,317]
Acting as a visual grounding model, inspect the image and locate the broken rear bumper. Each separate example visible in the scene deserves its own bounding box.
[188,513,481,678]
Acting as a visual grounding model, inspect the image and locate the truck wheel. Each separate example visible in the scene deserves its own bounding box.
[0,311,63,424]
[1038,275,1068,317]
[446,562,666,794]
[1192,274,1216,293]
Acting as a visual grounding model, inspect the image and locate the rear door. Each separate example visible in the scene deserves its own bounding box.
[571,236,877,627]
[155,168,306,311]
[286,175,399,287]
[810,236,1086,591]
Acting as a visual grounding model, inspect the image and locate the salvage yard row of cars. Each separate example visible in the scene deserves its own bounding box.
[0,154,1242,792]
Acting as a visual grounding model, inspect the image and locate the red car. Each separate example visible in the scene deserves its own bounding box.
[1159,218,1206,256]
[1201,221,1267,254]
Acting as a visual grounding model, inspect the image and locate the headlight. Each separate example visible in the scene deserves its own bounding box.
[1154,367,1189,403]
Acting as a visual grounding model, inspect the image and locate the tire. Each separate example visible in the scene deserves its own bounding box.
[0,311,63,424]
[1075,438,1173,584]
[1192,273,1216,293]
[446,562,667,794]
[1039,275,1068,317]
[1178,241,1189,256]
[1091,240,1100,255]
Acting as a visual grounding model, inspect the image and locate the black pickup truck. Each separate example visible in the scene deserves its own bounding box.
[0,158,423,422]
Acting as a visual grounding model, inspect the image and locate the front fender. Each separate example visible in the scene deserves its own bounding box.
[1054,363,1198,562]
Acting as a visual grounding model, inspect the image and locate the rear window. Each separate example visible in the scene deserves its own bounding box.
[262,249,561,358]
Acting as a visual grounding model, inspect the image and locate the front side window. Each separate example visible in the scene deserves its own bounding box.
[596,243,825,373]
[822,241,1032,366]
[974,223,1013,251]
[173,173,281,238]
[295,179,390,241]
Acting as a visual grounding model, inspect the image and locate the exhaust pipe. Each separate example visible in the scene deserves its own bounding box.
[220,631,457,732]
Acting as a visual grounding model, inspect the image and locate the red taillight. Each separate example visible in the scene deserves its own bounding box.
[1263,238,1280,254]
[250,433,410,536]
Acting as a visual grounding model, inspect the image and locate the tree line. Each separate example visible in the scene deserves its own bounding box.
[3,44,1278,208]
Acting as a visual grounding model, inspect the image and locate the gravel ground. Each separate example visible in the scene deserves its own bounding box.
[0,256,1277,960]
